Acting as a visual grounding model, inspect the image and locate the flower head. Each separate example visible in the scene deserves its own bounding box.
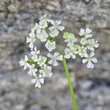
[87,39,99,51]
[39,15,50,29]
[80,38,88,45]
[64,46,77,59]
[79,46,87,57]
[37,56,47,67]
[82,52,97,68]
[37,30,48,42]
[19,55,29,69]
[47,52,63,66]
[39,65,53,77]
[49,28,59,37]
[34,23,41,34]
[31,47,40,62]
[31,74,44,88]
[79,28,93,38]
[49,20,65,32]
[65,36,77,47]
[28,64,37,76]
[26,32,36,49]
[45,40,56,52]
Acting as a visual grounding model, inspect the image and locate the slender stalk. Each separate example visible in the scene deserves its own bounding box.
[63,56,78,110]
[55,44,64,55]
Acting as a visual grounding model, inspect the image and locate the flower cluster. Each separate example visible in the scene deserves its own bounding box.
[19,15,64,88]
[19,15,99,88]
[63,28,99,68]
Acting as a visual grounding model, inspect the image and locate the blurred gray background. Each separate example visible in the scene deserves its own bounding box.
[0,0,110,110]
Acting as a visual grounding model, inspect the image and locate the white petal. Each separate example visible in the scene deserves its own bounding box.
[35,81,41,88]
[47,53,52,58]
[92,57,97,63]
[31,79,36,83]
[54,52,59,57]
[39,74,42,78]
[19,60,24,66]
[50,20,55,25]
[87,62,94,68]
[57,20,61,25]
[90,52,95,57]
[29,43,34,49]
[82,59,88,63]
[72,54,76,59]
[26,37,30,43]
[94,43,99,48]
[85,34,93,38]
[40,78,44,84]
[64,54,70,59]
[48,60,53,64]
[53,61,58,66]
[58,26,65,31]
[25,55,28,61]
[86,28,92,33]
[57,55,63,61]
[24,65,27,70]
[79,28,84,36]
[49,26,54,31]
[48,72,53,77]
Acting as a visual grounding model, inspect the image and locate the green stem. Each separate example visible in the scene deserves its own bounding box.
[63,56,78,110]
[55,44,64,55]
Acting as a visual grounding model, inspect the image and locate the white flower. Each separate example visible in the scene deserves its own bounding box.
[79,28,93,38]
[26,32,36,49]
[39,19,48,29]
[31,74,44,88]
[37,30,48,42]
[31,23,41,34]
[19,55,29,69]
[39,65,53,77]
[28,64,37,76]
[37,56,47,66]
[34,23,41,34]
[82,52,97,68]
[65,36,77,47]
[64,46,77,59]
[31,47,40,62]
[40,15,50,23]
[79,46,87,57]
[31,47,40,56]
[39,15,50,29]
[80,38,87,45]
[49,20,65,31]
[49,28,59,37]
[47,52,63,66]
[87,39,99,51]
[45,40,56,52]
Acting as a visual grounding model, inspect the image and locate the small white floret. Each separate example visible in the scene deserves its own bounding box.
[45,40,56,52]
[47,52,63,66]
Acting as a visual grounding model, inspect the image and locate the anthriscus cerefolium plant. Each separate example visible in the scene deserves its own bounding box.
[19,15,99,110]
